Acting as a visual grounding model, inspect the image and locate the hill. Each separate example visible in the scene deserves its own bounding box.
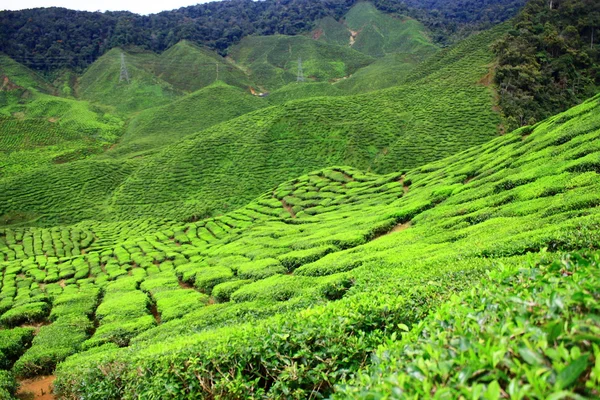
[227,34,375,91]
[77,48,182,114]
[0,0,525,72]
[0,55,124,177]
[0,90,594,398]
[149,41,256,93]
[106,81,269,158]
[105,23,507,222]
[0,54,55,94]
[316,2,438,58]
[0,23,505,226]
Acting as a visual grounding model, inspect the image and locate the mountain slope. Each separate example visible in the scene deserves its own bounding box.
[106,81,269,158]
[39,92,600,398]
[77,48,182,114]
[228,34,374,91]
[151,41,256,93]
[0,55,124,177]
[0,23,504,225]
[106,23,506,221]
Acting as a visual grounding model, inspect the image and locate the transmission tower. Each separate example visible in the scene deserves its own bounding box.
[119,52,130,83]
[297,58,305,82]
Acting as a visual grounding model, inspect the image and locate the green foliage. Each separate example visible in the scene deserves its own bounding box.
[153,41,255,93]
[0,328,35,369]
[108,81,267,158]
[335,251,600,398]
[228,34,374,90]
[45,91,600,398]
[212,280,253,303]
[494,0,600,130]
[0,370,18,400]
[338,2,437,58]
[0,301,49,327]
[77,48,181,114]
[12,315,92,378]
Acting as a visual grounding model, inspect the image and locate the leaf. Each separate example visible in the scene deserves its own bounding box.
[546,321,563,343]
[484,380,501,400]
[397,323,409,332]
[556,354,589,389]
[518,347,545,366]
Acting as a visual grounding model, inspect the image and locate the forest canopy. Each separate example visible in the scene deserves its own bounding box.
[0,0,525,72]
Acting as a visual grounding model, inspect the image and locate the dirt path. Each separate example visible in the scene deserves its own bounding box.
[17,375,55,400]
[398,174,410,195]
[280,199,296,218]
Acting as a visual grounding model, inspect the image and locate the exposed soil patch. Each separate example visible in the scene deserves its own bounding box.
[391,221,411,232]
[17,375,55,400]
[349,30,359,46]
[312,28,324,40]
[20,321,51,335]
[479,71,493,87]
[1,76,23,91]
[150,303,161,324]
[372,221,412,241]
[281,199,296,218]
[58,280,66,288]
[178,280,194,290]
[398,174,410,195]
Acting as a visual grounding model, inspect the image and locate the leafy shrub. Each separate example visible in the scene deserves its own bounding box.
[0,302,50,327]
[212,280,253,303]
[0,370,18,400]
[13,315,92,378]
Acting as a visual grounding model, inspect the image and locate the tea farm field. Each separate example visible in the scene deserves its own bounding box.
[0,92,598,398]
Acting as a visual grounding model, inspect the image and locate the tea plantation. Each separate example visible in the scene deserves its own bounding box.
[0,90,597,398]
[0,1,598,397]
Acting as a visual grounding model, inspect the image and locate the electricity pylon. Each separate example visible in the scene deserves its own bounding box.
[297,58,305,82]
[119,52,130,83]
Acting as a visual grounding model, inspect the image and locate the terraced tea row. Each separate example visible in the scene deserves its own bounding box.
[0,93,597,398]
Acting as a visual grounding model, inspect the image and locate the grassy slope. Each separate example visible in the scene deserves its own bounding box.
[228,34,374,91]
[106,24,504,222]
[77,48,181,114]
[0,54,55,94]
[311,2,439,93]
[32,92,600,398]
[0,55,125,177]
[0,23,502,226]
[151,40,256,93]
[104,81,269,158]
[266,81,345,104]
[342,2,438,58]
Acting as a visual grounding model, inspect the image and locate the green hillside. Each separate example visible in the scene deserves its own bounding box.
[0,54,55,94]
[267,81,345,104]
[0,79,124,177]
[106,23,505,222]
[340,2,438,58]
[151,41,256,93]
[0,22,503,226]
[0,91,589,399]
[228,35,374,91]
[106,81,268,158]
[312,2,438,63]
[77,48,182,114]
[333,52,428,93]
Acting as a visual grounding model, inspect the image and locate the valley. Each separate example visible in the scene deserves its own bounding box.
[0,0,599,398]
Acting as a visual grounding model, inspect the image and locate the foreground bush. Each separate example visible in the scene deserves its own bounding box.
[335,251,600,399]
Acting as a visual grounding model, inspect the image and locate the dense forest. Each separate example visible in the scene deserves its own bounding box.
[0,0,525,72]
[493,0,600,129]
